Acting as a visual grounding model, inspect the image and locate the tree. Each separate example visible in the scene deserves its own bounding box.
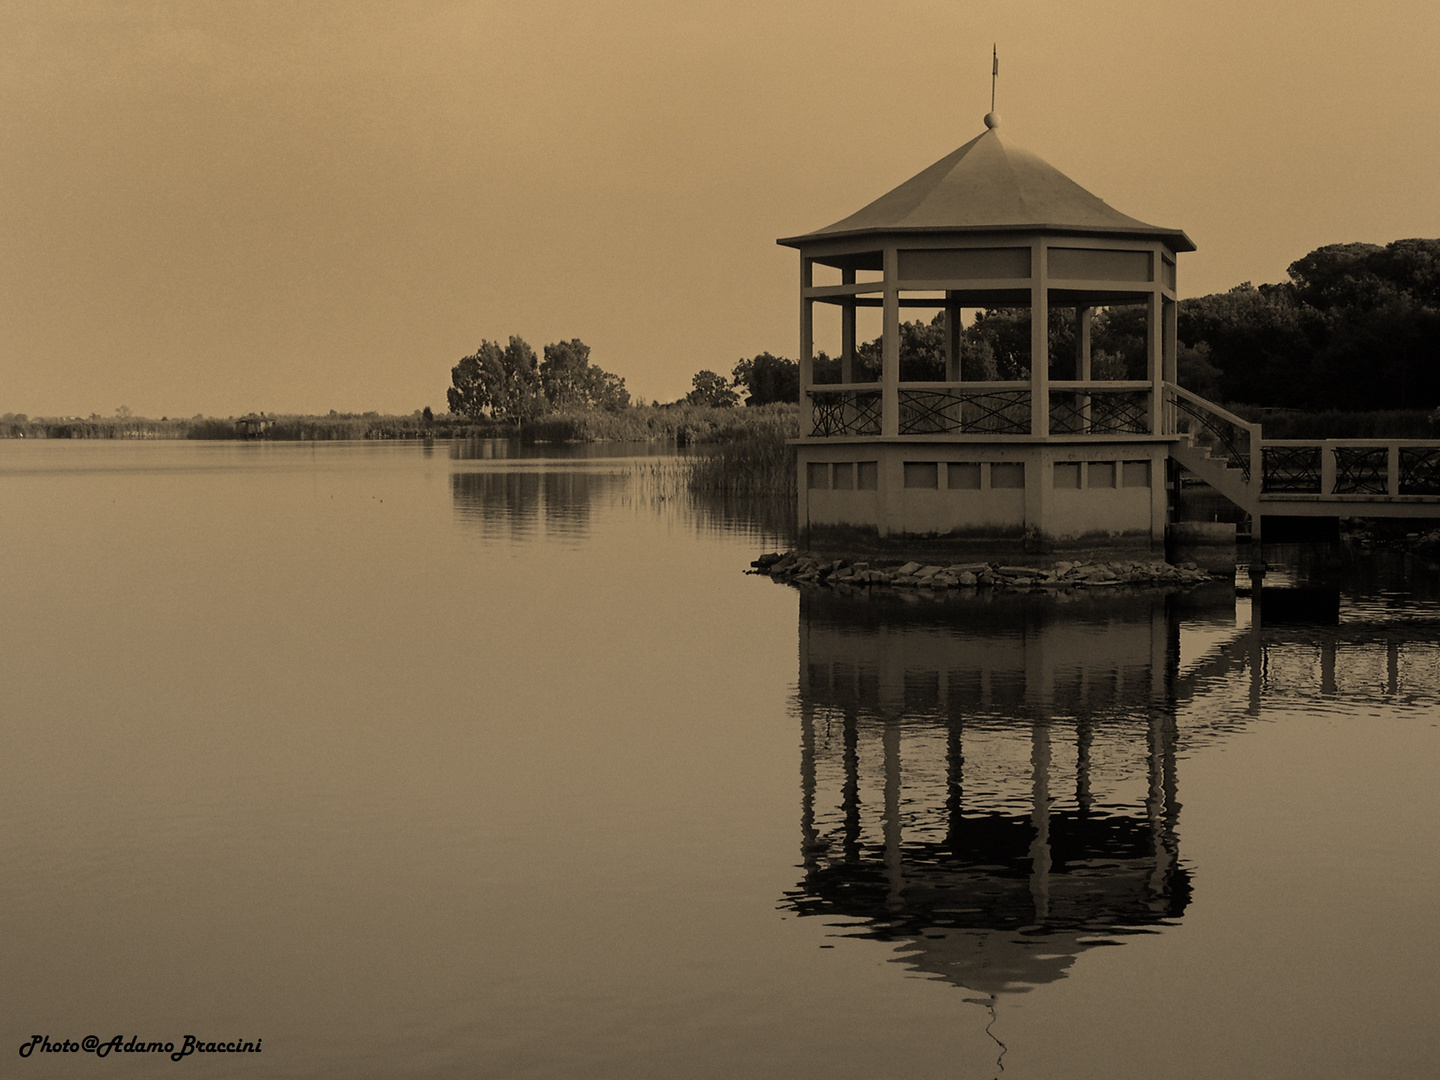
[1177,341,1223,399]
[1287,242,1386,310]
[1284,239,1440,408]
[964,309,1030,379]
[447,336,545,423]
[853,315,949,381]
[1177,283,1320,407]
[582,368,631,411]
[539,339,593,408]
[811,350,841,384]
[685,369,738,407]
[540,338,630,411]
[731,352,798,405]
[448,341,497,420]
[1169,239,1440,410]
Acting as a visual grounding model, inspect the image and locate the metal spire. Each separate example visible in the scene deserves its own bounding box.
[991,45,998,112]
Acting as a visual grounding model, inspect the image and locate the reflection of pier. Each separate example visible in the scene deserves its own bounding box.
[784,585,1440,996]
[1177,601,1440,717]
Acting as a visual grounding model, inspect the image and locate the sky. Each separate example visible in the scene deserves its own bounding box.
[3,0,1438,418]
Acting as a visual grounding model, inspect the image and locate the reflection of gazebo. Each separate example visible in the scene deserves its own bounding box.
[783,589,1202,995]
[779,112,1191,546]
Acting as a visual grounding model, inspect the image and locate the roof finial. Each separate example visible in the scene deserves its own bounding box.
[985,45,1000,129]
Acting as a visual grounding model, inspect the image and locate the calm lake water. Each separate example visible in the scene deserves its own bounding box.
[1,440,1437,1079]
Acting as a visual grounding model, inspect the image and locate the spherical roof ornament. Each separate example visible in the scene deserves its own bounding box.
[983,112,1001,130]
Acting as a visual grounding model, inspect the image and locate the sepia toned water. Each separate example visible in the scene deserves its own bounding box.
[1,440,1437,1079]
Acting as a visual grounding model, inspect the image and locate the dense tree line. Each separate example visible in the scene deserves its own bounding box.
[448,336,629,423]
[1179,239,1440,409]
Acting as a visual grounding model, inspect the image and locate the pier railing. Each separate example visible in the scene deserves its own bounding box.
[1259,440,1440,496]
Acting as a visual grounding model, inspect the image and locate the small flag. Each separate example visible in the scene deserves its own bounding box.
[993,46,998,77]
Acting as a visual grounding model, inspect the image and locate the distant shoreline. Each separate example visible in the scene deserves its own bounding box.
[0,402,800,445]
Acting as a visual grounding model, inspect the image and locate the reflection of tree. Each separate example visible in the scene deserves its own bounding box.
[448,455,796,548]
[683,489,795,544]
[450,470,544,541]
[450,469,634,541]
[541,471,601,537]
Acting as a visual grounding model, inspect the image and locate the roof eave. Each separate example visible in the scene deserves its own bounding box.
[778,223,1196,253]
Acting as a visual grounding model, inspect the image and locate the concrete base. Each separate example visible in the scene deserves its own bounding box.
[801,522,1162,563]
[797,439,1171,548]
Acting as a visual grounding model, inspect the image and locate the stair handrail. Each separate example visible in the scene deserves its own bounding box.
[1163,382,1262,483]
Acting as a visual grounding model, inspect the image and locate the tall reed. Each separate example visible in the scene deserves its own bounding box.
[686,406,797,496]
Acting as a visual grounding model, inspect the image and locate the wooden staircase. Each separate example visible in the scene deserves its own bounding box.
[1169,436,1256,515]
[1161,383,1440,531]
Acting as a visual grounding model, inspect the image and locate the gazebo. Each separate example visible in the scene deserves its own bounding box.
[778,112,1193,548]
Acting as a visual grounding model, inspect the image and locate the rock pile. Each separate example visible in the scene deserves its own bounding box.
[749,552,1211,590]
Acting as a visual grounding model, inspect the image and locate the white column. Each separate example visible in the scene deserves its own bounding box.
[1030,240,1049,436]
[882,247,900,436]
[1147,284,1163,435]
[800,258,814,405]
[1162,297,1178,384]
[841,269,856,384]
[945,291,962,381]
[1076,305,1093,433]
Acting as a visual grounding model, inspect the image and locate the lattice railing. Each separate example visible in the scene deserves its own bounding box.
[1048,389,1151,435]
[896,387,965,434]
[808,388,882,437]
[958,389,1030,434]
[1333,447,1389,494]
[895,387,1031,435]
[1262,445,1322,493]
[1399,446,1440,495]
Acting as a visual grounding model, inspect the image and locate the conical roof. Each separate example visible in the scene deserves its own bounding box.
[778,120,1194,252]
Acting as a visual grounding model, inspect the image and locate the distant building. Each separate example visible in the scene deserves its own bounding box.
[236,413,275,437]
